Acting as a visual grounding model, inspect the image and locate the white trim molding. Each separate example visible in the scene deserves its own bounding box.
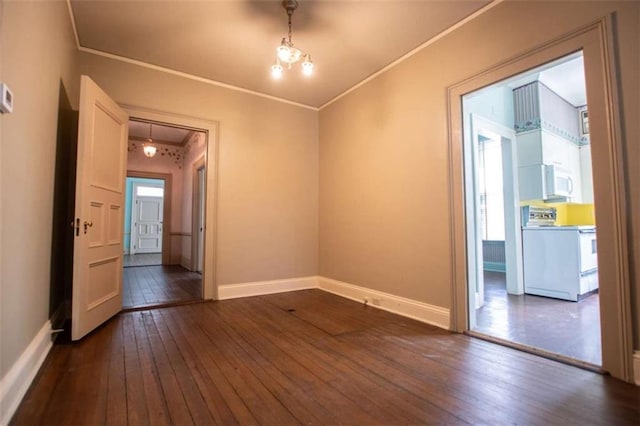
[0,321,53,425]
[218,276,318,300]
[218,275,450,330]
[634,351,640,386]
[317,276,450,330]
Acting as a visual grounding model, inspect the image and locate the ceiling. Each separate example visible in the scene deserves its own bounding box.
[507,54,586,106]
[69,0,493,108]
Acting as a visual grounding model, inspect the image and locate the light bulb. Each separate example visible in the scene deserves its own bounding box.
[143,144,157,158]
[277,39,291,62]
[271,62,283,79]
[301,55,314,76]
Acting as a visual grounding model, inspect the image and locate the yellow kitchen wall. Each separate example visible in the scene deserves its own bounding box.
[319,0,639,346]
[522,201,596,226]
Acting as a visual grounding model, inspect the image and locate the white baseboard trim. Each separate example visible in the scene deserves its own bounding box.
[0,320,53,425]
[218,276,318,300]
[634,351,640,386]
[317,276,450,330]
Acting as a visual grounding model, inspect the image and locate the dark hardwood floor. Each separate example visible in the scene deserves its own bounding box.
[12,290,640,425]
[474,271,601,365]
[122,265,202,309]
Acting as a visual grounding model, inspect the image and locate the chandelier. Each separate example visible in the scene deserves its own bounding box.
[143,123,157,158]
[271,0,313,79]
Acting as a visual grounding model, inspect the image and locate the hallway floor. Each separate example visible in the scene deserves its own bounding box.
[123,253,162,267]
[122,265,202,309]
[473,271,601,366]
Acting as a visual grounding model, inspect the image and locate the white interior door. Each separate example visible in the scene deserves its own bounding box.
[72,75,128,341]
[131,194,164,253]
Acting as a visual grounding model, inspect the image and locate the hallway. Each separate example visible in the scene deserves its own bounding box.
[122,265,202,309]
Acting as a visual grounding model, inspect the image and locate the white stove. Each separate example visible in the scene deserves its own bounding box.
[522,219,598,301]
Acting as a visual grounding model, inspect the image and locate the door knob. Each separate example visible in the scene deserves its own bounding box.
[83,220,93,234]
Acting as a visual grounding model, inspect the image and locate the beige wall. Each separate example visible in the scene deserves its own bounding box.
[319,1,640,346]
[77,52,320,286]
[0,1,79,378]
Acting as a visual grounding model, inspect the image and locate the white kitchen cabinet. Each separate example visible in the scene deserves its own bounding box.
[580,144,594,203]
[517,129,578,169]
[516,129,582,201]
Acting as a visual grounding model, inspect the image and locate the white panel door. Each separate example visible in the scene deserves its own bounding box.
[132,196,163,253]
[72,75,128,341]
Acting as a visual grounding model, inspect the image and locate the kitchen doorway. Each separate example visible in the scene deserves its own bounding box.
[462,52,602,367]
[122,118,208,309]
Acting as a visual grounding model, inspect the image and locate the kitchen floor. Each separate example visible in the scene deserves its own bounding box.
[474,271,601,366]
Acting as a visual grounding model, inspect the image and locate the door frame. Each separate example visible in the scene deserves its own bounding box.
[123,105,219,301]
[447,17,633,381]
[464,114,522,329]
[191,156,206,272]
[127,174,169,260]
[127,176,166,256]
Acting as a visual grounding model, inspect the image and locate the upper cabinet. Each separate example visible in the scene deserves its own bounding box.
[513,81,592,202]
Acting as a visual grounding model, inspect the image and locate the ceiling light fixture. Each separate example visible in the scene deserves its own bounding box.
[143,123,157,158]
[271,0,313,79]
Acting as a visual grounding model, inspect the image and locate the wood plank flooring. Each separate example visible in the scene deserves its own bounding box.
[475,271,602,365]
[122,265,202,309]
[12,290,640,425]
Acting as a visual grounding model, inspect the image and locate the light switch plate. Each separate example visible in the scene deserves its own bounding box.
[0,83,14,113]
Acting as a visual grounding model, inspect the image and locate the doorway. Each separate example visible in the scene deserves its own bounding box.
[462,52,602,367]
[125,177,164,267]
[122,118,208,309]
[449,19,633,382]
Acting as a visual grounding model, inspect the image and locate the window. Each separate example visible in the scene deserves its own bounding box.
[136,186,164,197]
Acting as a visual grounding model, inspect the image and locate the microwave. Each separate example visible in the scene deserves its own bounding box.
[545,164,574,198]
[518,164,574,201]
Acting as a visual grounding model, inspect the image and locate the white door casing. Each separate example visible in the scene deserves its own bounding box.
[447,18,633,381]
[72,75,129,341]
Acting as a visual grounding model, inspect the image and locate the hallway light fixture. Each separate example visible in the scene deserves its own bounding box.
[271,0,314,79]
[143,123,157,158]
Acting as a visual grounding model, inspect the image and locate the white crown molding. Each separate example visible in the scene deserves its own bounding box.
[77,47,319,111]
[0,320,53,426]
[65,0,81,50]
[65,0,503,112]
[318,0,505,110]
